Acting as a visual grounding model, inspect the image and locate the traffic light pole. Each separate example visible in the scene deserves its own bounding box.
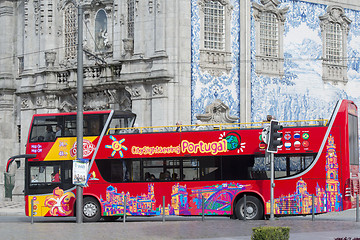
[263,120,283,221]
[270,151,274,221]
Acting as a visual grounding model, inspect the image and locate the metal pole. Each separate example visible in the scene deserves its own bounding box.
[162,196,165,222]
[312,194,315,221]
[76,4,84,224]
[356,194,359,222]
[243,194,247,221]
[201,195,205,221]
[123,196,127,223]
[270,152,274,221]
[31,198,34,224]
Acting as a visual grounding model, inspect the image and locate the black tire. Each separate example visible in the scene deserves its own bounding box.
[83,197,101,222]
[102,216,120,222]
[235,196,263,220]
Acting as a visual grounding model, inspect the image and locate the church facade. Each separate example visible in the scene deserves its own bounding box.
[1,0,360,201]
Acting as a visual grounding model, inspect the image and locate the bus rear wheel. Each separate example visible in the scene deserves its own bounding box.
[83,197,101,222]
[235,196,263,220]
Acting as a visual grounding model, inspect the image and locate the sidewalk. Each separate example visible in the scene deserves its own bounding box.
[0,201,25,216]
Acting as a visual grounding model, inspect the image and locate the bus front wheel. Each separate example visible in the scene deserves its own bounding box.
[83,197,101,222]
[235,196,263,220]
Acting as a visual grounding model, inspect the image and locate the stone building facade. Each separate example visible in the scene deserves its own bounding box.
[1,0,360,201]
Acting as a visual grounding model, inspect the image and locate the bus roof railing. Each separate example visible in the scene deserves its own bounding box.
[106,119,329,135]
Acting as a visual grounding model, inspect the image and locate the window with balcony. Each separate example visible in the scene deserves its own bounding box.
[320,6,351,85]
[199,0,232,77]
[252,0,288,77]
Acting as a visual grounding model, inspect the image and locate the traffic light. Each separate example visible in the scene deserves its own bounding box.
[267,120,283,153]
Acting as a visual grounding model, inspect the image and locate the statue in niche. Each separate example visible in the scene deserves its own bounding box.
[196,99,238,124]
[95,9,110,51]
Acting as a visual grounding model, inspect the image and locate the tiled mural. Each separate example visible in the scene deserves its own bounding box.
[251,0,360,122]
[191,0,240,123]
[191,0,360,123]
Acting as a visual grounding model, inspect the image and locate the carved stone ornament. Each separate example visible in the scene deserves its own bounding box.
[107,89,132,111]
[152,84,164,96]
[36,96,44,107]
[123,38,134,56]
[46,95,57,108]
[252,0,288,24]
[148,0,154,13]
[45,51,56,67]
[125,86,141,98]
[196,99,238,123]
[198,0,233,13]
[319,5,352,34]
[59,95,77,112]
[21,98,30,109]
[83,91,110,110]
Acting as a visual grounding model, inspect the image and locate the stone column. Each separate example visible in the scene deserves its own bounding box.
[0,1,17,202]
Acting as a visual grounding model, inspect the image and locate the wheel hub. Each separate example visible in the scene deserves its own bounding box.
[84,202,97,217]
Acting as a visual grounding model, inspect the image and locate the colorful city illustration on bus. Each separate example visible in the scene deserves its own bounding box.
[98,135,341,217]
[29,133,343,217]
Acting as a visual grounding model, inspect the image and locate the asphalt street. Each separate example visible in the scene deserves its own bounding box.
[0,208,359,240]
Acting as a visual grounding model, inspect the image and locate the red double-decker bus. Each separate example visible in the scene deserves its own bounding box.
[15,99,359,221]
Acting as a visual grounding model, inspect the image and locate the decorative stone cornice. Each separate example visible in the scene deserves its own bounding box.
[319,5,352,34]
[196,99,238,123]
[252,0,288,22]
[0,6,14,17]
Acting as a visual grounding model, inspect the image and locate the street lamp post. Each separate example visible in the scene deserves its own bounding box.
[76,4,84,224]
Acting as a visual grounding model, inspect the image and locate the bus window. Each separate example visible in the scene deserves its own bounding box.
[165,159,180,181]
[30,165,61,184]
[84,115,100,136]
[289,155,314,174]
[29,116,64,142]
[64,115,76,137]
[107,111,136,134]
[252,154,315,179]
[348,113,359,165]
[252,157,270,179]
[183,159,199,181]
[26,161,73,195]
[222,155,254,180]
[199,157,221,181]
[96,159,140,183]
[143,159,164,181]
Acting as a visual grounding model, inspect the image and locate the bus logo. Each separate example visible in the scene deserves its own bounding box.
[105,136,128,158]
[70,139,95,158]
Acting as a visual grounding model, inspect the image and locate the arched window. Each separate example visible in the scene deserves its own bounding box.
[95,9,108,52]
[198,0,232,76]
[204,1,225,50]
[64,3,77,60]
[320,6,351,85]
[260,12,278,57]
[252,1,288,77]
[325,23,342,64]
[127,0,135,39]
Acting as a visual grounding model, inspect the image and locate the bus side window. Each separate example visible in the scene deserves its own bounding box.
[64,115,76,137]
[84,115,101,136]
[30,165,61,184]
